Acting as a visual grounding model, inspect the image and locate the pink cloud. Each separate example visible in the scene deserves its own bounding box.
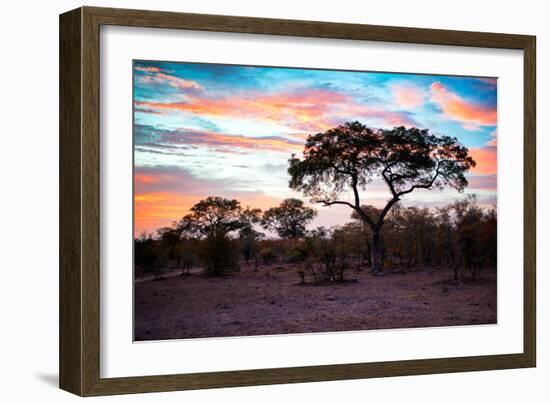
[183,130,303,153]
[466,174,497,192]
[135,66,203,90]
[391,84,425,108]
[134,66,161,73]
[137,125,304,154]
[469,146,497,175]
[155,73,202,90]
[430,82,497,130]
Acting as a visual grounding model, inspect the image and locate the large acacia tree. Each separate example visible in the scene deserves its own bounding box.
[288,121,476,274]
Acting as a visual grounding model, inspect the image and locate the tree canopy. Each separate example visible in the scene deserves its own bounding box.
[288,121,476,231]
[261,198,317,239]
[177,196,261,238]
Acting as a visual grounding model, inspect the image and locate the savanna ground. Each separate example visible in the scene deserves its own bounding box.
[134,264,496,341]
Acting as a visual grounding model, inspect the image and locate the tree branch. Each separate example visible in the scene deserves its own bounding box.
[397,162,442,197]
[314,198,376,229]
[377,196,400,228]
[377,162,443,228]
[351,175,362,209]
[382,170,398,198]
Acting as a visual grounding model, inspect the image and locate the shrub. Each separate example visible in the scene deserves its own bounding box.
[200,232,240,276]
[286,242,310,263]
[259,247,277,265]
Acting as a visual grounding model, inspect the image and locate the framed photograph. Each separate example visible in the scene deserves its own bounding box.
[59,6,536,396]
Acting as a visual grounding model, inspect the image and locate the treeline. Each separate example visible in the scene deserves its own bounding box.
[356,196,497,280]
[135,195,496,283]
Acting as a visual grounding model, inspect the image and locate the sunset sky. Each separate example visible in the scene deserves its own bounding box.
[133,61,497,236]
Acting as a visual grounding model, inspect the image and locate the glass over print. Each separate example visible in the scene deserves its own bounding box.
[133,60,498,341]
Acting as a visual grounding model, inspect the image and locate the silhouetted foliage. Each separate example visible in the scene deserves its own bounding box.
[346,197,496,278]
[200,228,241,276]
[259,247,278,265]
[134,232,168,279]
[239,228,265,264]
[135,195,496,285]
[292,227,352,284]
[135,118,491,283]
[452,195,496,279]
[261,198,317,239]
[180,197,262,276]
[156,227,184,269]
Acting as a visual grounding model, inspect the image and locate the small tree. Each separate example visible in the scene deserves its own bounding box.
[239,227,264,265]
[300,227,349,283]
[177,238,199,275]
[289,122,475,274]
[261,198,317,239]
[156,226,182,269]
[200,228,241,275]
[479,207,497,270]
[179,197,261,276]
[338,222,370,268]
[259,247,277,265]
[434,205,459,275]
[134,232,158,274]
[452,195,484,279]
[134,233,168,279]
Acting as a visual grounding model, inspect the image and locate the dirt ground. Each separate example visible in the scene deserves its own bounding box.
[134,264,497,341]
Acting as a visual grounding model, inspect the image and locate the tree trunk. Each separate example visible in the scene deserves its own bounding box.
[371,231,383,274]
[365,238,372,266]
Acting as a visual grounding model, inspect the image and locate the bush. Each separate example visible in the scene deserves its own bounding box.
[259,247,277,265]
[200,232,240,276]
[179,252,197,275]
[176,239,199,275]
[134,235,168,278]
[286,242,310,263]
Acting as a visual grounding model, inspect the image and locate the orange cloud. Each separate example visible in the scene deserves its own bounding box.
[134,192,197,235]
[135,173,180,185]
[430,82,497,129]
[391,84,425,108]
[197,132,303,153]
[469,146,497,175]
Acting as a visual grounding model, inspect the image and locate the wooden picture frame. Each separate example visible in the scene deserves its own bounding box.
[59,6,536,396]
